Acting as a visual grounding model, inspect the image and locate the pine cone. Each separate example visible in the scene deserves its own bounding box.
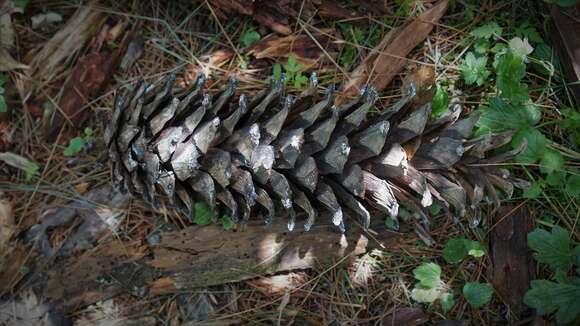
[104,73,527,233]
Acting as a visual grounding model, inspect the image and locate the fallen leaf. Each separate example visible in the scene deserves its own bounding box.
[0,290,63,326]
[25,1,105,95]
[73,299,156,326]
[74,182,90,194]
[336,0,449,105]
[0,151,39,179]
[247,32,337,66]
[248,273,308,295]
[43,22,136,141]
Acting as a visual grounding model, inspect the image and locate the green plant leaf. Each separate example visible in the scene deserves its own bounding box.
[443,238,468,264]
[411,262,452,309]
[473,38,491,54]
[513,128,546,164]
[560,108,580,130]
[0,152,39,180]
[470,22,503,39]
[294,74,308,89]
[540,150,564,174]
[524,279,580,324]
[411,286,442,303]
[523,181,543,199]
[273,63,282,81]
[431,84,449,118]
[63,137,85,157]
[465,241,486,258]
[193,202,214,226]
[413,262,441,288]
[240,29,261,48]
[514,21,543,44]
[477,97,540,133]
[441,292,455,312]
[460,52,490,86]
[84,127,94,138]
[495,49,529,104]
[565,174,580,197]
[443,238,486,263]
[428,202,442,215]
[284,54,303,73]
[528,225,575,272]
[545,170,565,186]
[463,282,493,308]
[25,161,39,181]
[222,215,234,230]
[0,95,6,113]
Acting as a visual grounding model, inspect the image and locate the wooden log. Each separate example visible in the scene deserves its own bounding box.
[147,215,399,294]
[35,207,399,311]
[490,205,535,317]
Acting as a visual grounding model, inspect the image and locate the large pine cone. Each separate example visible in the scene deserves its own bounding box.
[104,73,527,233]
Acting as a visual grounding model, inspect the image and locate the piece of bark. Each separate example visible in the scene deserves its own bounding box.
[336,0,448,105]
[41,240,150,310]
[25,1,105,94]
[382,307,429,326]
[490,205,535,317]
[147,215,399,294]
[43,22,136,141]
[551,5,580,102]
[30,202,399,311]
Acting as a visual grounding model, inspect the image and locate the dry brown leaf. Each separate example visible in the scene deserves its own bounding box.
[248,272,308,295]
[0,290,58,326]
[336,0,448,105]
[247,33,337,66]
[74,182,90,194]
[43,22,136,141]
[73,299,156,326]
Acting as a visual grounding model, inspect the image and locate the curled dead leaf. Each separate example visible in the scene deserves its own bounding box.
[247,32,337,66]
